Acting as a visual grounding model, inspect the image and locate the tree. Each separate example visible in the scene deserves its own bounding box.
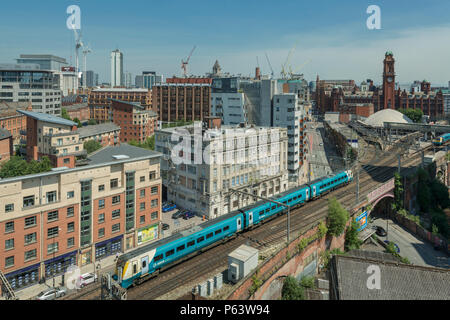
[430,179,450,209]
[417,168,432,213]
[327,197,349,237]
[128,136,155,151]
[393,172,404,211]
[0,156,52,179]
[398,108,423,123]
[84,140,102,154]
[345,218,363,251]
[61,108,71,121]
[73,117,82,128]
[88,119,98,126]
[281,276,305,300]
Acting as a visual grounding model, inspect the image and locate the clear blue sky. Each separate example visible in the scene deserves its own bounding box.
[1,0,449,85]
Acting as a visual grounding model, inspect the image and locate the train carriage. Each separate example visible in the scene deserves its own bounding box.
[114,211,244,289]
[432,133,450,146]
[308,170,353,199]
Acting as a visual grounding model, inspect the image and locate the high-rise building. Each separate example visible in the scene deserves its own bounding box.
[111,50,124,87]
[136,72,163,89]
[85,71,96,88]
[125,71,133,88]
[16,55,68,72]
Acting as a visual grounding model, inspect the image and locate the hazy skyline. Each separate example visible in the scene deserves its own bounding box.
[1,0,449,86]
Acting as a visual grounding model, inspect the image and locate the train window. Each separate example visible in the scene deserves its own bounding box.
[197,236,205,243]
[187,240,195,247]
[260,210,264,215]
[288,199,292,203]
[293,196,297,200]
[206,233,213,239]
[215,229,222,235]
[166,249,175,257]
[133,263,137,274]
[224,226,230,231]
[142,261,147,269]
[265,208,270,213]
[154,254,163,262]
[271,206,276,210]
[177,245,185,252]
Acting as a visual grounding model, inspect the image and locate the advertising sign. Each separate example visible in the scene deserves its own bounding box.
[356,211,368,232]
[137,224,158,245]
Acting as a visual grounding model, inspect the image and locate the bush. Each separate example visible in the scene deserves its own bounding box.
[84,140,102,154]
[327,197,349,237]
[0,156,52,179]
[249,272,262,296]
[281,276,305,300]
[317,221,328,239]
[300,276,315,289]
[345,218,363,251]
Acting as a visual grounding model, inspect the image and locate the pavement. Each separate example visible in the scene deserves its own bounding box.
[306,122,332,180]
[7,253,118,300]
[370,218,449,269]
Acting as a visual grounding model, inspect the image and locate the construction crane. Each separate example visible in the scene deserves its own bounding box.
[281,41,298,79]
[73,29,84,79]
[289,59,312,79]
[181,46,196,77]
[265,52,274,79]
[82,44,92,90]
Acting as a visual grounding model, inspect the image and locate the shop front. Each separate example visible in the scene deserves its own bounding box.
[95,235,123,261]
[44,251,77,279]
[137,224,159,246]
[4,263,40,293]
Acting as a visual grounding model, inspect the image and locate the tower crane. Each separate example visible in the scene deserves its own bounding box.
[289,59,312,79]
[265,52,275,79]
[281,42,298,80]
[181,46,196,77]
[73,29,83,78]
[82,44,92,90]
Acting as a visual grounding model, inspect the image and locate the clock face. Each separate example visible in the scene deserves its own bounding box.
[387,77,393,83]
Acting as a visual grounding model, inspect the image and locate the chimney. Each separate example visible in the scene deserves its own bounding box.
[255,67,261,80]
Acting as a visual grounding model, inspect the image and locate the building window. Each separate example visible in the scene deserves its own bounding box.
[110,178,119,189]
[46,191,57,204]
[25,249,37,261]
[140,176,145,182]
[47,211,58,222]
[67,222,75,233]
[140,215,145,224]
[151,211,158,220]
[98,185,105,192]
[63,158,70,164]
[5,221,14,233]
[112,195,120,205]
[149,171,156,180]
[67,191,74,199]
[98,213,105,223]
[23,195,35,208]
[98,228,105,238]
[5,238,14,250]
[24,216,37,228]
[67,237,75,248]
[99,199,105,209]
[112,223,120,233]
[67,207,74,218]
[47,227,59,239]
[5,256,14,268]
[47,242,58,254]
[151,186,158,195]
[112,209,121,219]
[140,189,145,198]
[24,232,37,245]
[5,203,14,213]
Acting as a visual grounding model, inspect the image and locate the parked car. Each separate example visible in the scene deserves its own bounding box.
[172,210,185,219]
[162,203,177,213]
[79,273,97,288]
[183,211,196,220]
[162,223,170,231]
[36,287,67,300]
[375,226,387,237]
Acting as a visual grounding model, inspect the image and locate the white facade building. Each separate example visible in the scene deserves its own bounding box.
[111,50,124,87]
[155,122,289,219]
[211,92,247,125]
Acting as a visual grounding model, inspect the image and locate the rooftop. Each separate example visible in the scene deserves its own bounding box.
[18,110,76,127]
[64,103,88,111]
[0,102,31,117]
[365,109,413,128]
[18,54,68,64]
[77,123,120,139]
[0,128,12,140]
[91,88,149,93]
[330,250,450,300]
[88,143,161,166]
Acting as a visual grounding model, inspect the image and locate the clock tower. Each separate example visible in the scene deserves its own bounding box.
[383,51,396,109]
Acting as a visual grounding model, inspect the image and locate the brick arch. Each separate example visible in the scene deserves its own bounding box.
[368,192,394,215]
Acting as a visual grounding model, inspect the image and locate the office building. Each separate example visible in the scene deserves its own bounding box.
[111,50,124,87]
[135,72,163,89]
[0,144,162,295]
[0,64,62,115]
[16,55,68,72]
[155,119,289,218]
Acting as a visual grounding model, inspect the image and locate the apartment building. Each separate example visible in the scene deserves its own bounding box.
[111,100,158,143]
[0,64,62,115]
[88,88,152,122]
[155,120,289,218]
[78,122,120,147]
[64,103,90,122]
[0,102,32,146]
[0,144,162,294]
[152,83,211,122]
[0,128,13,163]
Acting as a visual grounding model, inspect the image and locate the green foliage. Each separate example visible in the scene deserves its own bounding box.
[281,276,305,300]
[88,119,98,126]
[297,238,310,253]
[430,209,449,238]
[345,218,363,251]
[385,242,410,264]
[128,135,155,151]
[320,249,345,271]
[417,168,432,213]
[0,156,52,179]
[446,152,450,162]
[398,108,424,123]
[249,272,263,296]
[432,224,439,236]
[430,180,450,209]
[327,197,349,237]
[61,108,71,121]
[73,117,82,128]
[393,172,404,211]
[317,221,328,239]
[83,140,102,154]
[299,276,315,289]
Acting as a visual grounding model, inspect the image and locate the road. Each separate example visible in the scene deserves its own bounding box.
[371,218,449,269]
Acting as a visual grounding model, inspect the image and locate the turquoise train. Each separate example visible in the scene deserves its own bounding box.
[432,133,450,146]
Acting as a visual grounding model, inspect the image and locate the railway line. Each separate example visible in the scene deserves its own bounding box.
[70,141,433,300]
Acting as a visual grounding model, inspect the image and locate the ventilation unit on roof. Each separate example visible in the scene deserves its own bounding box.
[112,155,130,160]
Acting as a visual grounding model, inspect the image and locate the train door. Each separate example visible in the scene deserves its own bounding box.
[312,186,317,198]
[141,256,149,275]
[305,189,310,201]
[132,261,138,275]
[249,212,253,227]
[237,217,242,232]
